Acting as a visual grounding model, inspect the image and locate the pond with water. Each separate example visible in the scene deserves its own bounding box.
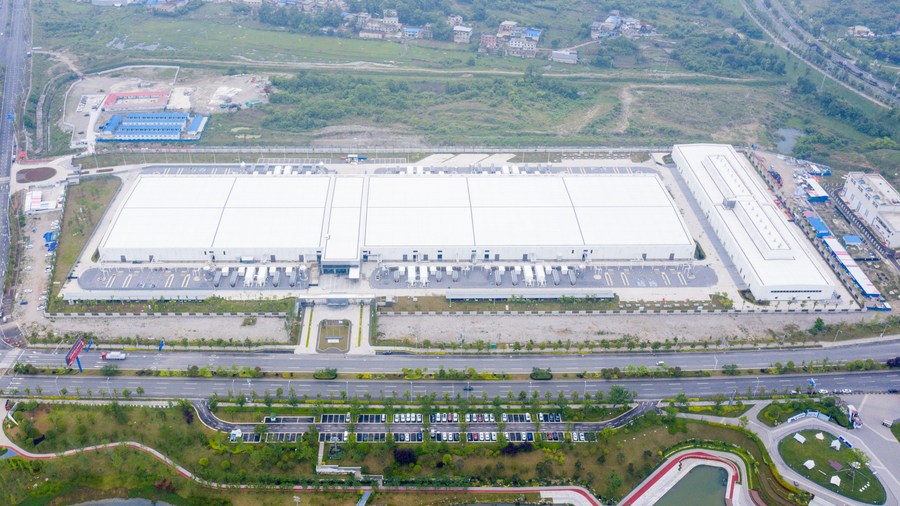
[775,127,804,155]
[654,464,728,506]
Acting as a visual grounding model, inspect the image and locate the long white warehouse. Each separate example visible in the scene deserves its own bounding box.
[672,144,834,301]
[98,172,696,268]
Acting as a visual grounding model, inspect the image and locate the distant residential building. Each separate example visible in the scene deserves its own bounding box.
[447,14,463,27]
[404,27,422,39]
[507,36,537,57]
[383,9,399,27]
[453,25,473,44]
[497,20,519,38]
[523,28,542,41]
[550,50,578,64]
[591,10,652,39]
[479,34,500,53]
[847,25,875,38]
[351,12,371,30]
[359,29,385,40]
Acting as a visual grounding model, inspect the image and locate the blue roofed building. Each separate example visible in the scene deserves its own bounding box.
[97,111,208,142]
[523,28,542,41]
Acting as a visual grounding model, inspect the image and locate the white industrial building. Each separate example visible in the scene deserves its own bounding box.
[98,172,696,269]
[672,144,834,301]
[841,172,900,249]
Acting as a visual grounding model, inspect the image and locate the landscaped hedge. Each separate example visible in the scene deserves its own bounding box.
[313,368,338,380]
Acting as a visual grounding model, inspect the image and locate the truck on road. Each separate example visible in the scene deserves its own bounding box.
[101,351,126,360]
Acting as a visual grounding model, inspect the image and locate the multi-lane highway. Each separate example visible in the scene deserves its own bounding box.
[3,370,898,401]
[0,0,28,312]
[9,339,900,375]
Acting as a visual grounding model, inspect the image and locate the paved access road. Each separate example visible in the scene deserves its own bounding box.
[13,339,900,375]
[0,0,28,313]
[2,370,898,401]
[192,399,659,436]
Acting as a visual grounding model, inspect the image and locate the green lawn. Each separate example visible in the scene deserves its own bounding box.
[892,422,900,443]
[679,404,752,417]
[757,398,851,428]
[317,319,351,353]
[27,0,899,172]
[6,402,803,505]
[779,430,886,504]
[46,176,121,304]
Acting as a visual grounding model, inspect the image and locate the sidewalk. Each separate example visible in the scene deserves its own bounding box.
[677,403,900,506]
[0,398,605,505]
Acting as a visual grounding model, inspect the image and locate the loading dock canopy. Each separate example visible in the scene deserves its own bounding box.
[100,173,696,263]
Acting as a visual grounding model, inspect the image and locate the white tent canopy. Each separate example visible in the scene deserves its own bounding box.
[793,433,807,444]
[830,476,841,487]
[831,439,842,450]
[803,460,815,470]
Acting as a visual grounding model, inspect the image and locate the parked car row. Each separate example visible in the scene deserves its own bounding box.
[505,431,535,442]
[430,412,460,423]
[394,413,423,424]
[538,412,562,423]
[429,430,460,442]
[467,413,495,423]
[467,431,497,442]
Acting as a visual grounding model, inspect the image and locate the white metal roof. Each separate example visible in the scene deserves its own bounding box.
[576,206,693,246]
[324,207,364,261]
[563,175,673,207]
[102,172,696,260]
[225,177,330,208]
[466,177,571,207]
[103,207,222,250]
[125,176,233,208]
[365,207,474,246]
[367,177,470,207]
[673,144,832,288]
[471,207,582,246]
[213,208,325,249]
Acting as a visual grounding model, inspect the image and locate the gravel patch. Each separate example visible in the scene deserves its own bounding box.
[377,312,873,344]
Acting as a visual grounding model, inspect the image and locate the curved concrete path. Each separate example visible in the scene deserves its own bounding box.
[619,449,753,505]
[679,402,899,506]
[0,399,604,505]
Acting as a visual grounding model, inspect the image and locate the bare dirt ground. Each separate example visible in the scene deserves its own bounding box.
[62,67,270,147]
[168,71,269,115]
[377,312,874,344]
[308,124,425,148]
[31,315,290,343]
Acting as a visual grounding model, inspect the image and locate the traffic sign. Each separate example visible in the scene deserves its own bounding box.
[65,336,86,368]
